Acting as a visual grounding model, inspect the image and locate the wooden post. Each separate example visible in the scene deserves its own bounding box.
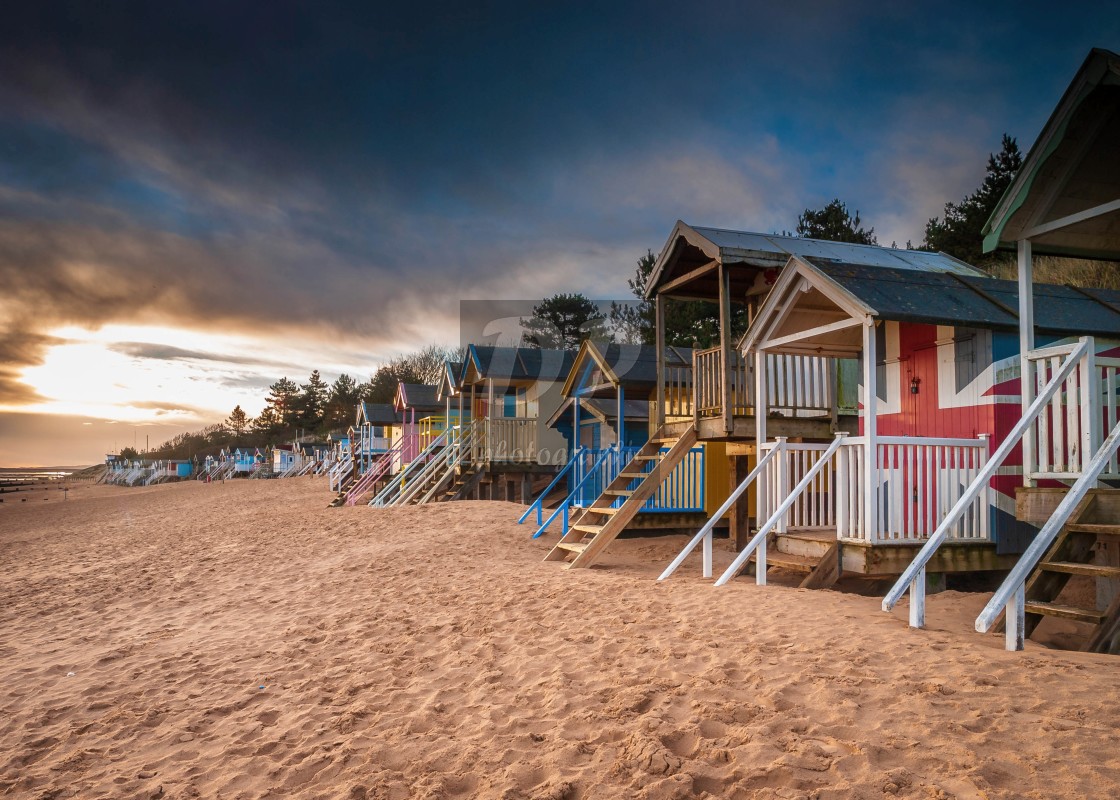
[488,377,495,465]
[573,396,581,456]
[656,293,666,430]
[1080,338,1100,481]
[617,384,626,447]
[729,454,751,551]
[469,384,476,464]
[754,348,767,525]
[1019,239,1036,488]
[719,263,733,433]
[1005,583,1025,651]
[909,566,926,628]
[863,320,878,543]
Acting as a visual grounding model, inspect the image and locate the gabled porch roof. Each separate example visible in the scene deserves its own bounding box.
[745,256,1120,356]
[645,220,984,301]
[983,48,1120,260]
[561,340,692,399]
[437,361,464,401]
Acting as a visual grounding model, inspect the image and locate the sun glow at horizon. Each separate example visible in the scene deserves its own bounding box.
[7,324,392,426]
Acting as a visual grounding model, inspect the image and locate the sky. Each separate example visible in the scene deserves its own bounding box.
[1,1,1117,466]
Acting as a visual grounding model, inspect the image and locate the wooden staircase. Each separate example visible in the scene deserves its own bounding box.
[436,465,482,502]
[545,424,699,569]
[999,496,1120,654]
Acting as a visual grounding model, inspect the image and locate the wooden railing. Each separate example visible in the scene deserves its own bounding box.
[664,363,694,418]
[694,347,750,418]
[473,418,538,463]
[837,437,990,544]
[692,348,832,421]
[883,337,1093,629]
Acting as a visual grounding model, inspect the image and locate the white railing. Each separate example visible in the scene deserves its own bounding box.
[1027,345,1120,481]
[883,336,1093,629]
[758,440,836,533]
[755,435,990,545]
[329,458,353,492]
[371,427,457,507]
[693,348,833,420]
[714,434,848,586]
[836,437,991,544]
[659,444,782,580]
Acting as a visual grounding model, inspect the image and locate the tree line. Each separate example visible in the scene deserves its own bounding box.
[142,346,460,460]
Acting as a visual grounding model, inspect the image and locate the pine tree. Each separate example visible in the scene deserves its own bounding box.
[252,405,283,436]
[265,377,300,428]
[225,405,250,437]
[297,370,329,428]
[520,293,608,350]
[794,199,877,244]
[922,134,1022,267]
[610,250,657,345]
[326,373,361,429]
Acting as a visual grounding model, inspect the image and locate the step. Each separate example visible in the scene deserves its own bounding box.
[618,471,646,479]
[749,550,818,574]
[650,437,679,444]
[1067,523,1120,538]
[632,455,662,461]
[1040,561,1120,579]
[572,524,604,536]
[604,489,635,497]
[554,541,588,553]
[1023,601,1107,624]
[583,506,620,515]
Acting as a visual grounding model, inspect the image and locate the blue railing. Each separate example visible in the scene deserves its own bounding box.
[532,447,614,539]
[518,447,584,526]
[570,445,705,513]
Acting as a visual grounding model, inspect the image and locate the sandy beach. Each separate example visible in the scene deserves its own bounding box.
[2,479,1119,799]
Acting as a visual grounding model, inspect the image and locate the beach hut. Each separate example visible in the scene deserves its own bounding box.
[326,430,353,491]
[545,224,974,568]
[372,346,574,507]
[354,402,401,472]
[535,341,727,536]
[392,384,444,467]
[677,254,1120,585]
[232,446,264,474]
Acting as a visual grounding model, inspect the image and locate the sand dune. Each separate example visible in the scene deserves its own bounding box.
[2,479,1118,799]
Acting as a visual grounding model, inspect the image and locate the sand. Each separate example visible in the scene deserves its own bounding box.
[2,479,1119,799]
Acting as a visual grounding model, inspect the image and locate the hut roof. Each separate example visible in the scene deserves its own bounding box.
[646,220,984,301]
[464,346,575,385]
[984,48,1120,260]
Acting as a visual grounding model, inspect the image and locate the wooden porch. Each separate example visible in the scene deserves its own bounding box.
[759,528,1018,580]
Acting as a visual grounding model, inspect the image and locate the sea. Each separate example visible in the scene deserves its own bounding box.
[0,467,85,488]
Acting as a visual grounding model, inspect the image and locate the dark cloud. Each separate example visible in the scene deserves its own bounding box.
[108,341,299,370]
[0,0,1117,420]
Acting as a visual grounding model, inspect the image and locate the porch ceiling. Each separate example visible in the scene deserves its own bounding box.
[984,49,1120,259]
